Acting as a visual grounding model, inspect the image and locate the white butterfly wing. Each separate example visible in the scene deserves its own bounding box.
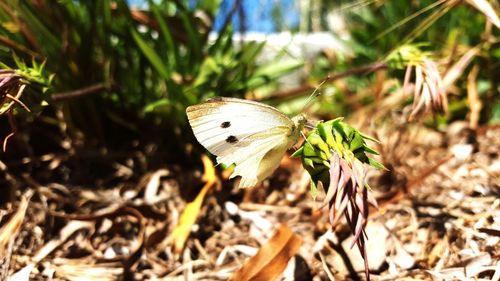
[186,97,294,155]
[186,97,299,188]
[230,132,292,188]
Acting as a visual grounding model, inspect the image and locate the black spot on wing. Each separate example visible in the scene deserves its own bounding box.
[221,121,231,128]
[226,135,238,144]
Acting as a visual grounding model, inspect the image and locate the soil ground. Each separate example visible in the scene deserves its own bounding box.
[1,122,499,280]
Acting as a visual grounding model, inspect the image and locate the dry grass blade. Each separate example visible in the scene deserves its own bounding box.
[51,259,123,281]
[0,79,28,116]
[337,0,376,12]
[9,220,93,280]
[443,47,479,88]
[31,220,94,265]
[229,224,303,281]
[467,65,482,129]
[466,0,500,28]
[401,0,457,45]
[373,0,448,44]
[319,252,336,281]
[49,206,146,268]
[0,191,32,280]
[0,71,31,151]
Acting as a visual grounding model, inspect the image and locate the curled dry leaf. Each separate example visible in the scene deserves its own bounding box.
[144,169,170,204]
[229,224,303,281]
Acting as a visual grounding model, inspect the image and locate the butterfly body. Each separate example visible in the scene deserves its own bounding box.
[186,97,305,188]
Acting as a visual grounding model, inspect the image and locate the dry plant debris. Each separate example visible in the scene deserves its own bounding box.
[229,224,302,281]
[0,123,498,280]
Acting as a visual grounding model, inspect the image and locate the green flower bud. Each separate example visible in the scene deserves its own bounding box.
[294,118,386,192]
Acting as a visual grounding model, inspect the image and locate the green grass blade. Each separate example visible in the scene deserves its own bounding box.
[130,28,170,80]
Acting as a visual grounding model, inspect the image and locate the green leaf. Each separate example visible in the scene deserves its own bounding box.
[197,0,222,14]
[238,42,266,64]
[318,122,334,147]
[362,145,380,155]
[291,146,304,158]
[144,98,171,113]
[360,132,379,143]
[490,101,500,124]
[310,180,318,200]
[246,59,303,89]
[368,157,387,170]
[308,133,330,157]
[350,132,364,151]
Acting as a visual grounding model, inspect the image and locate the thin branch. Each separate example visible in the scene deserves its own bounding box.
[321,62,388,84]
[0,36,44,61]
[0,84,27,115]
[3,112,17,152]
[260,62,388,101]
[52,82,111,102]
[6,93,30,112]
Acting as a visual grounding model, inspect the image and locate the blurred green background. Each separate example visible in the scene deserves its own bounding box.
[0,0,498,184]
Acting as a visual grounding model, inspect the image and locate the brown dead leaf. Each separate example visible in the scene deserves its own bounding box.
[229,224,303,281]
[167,154,216,254]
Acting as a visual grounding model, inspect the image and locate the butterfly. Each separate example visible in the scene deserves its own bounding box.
[186,97,306,188]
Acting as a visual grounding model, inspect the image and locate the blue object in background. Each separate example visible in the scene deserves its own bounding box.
[128,0,300,33]
[213,0,299,33]
[128,0,148,9]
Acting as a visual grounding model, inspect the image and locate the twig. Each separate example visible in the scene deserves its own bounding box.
[0,36,44,61]
[1,84,28,115]
[5,93,30,112]
[0,2,41,53]
[52,82,110,102]
[260,62,388,101]
[321,62,388,84]
[3,112,16,152]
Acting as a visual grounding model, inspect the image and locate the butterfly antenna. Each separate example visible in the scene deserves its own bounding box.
[300,131,312,147]
[305,120,316,130]
[301,77,329,111]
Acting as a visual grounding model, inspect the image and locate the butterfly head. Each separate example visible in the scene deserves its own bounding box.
[292,114,307,132]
